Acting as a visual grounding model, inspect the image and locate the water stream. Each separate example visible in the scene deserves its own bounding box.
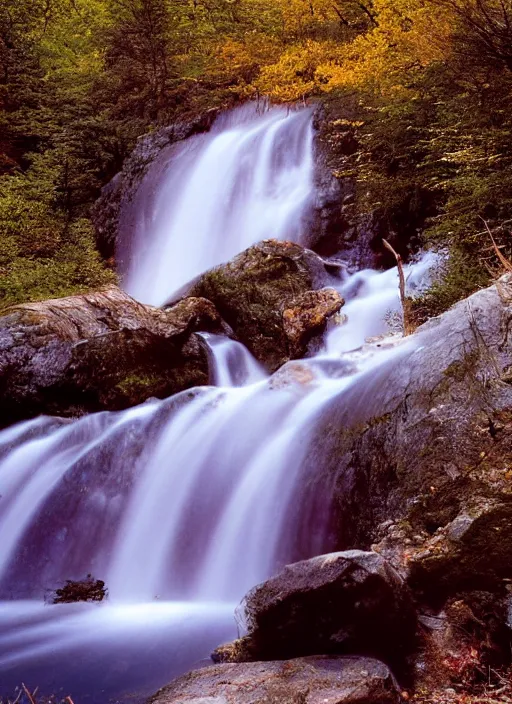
[0,105,435,703]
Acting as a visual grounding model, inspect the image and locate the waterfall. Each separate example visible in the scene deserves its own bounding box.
[201,334,266,387]
[0,104,437,703]
[120,104,314,306]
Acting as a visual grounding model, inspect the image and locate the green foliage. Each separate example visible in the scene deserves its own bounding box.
[411,248,490,322]
[0,157,115,308]
[3,0,512,314]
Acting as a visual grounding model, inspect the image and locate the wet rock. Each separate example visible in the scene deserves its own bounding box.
[52,575,107,604]
[147,656,403,704]
[308,274,512,578]
[0,286,226,425]
[283,289,344,358]
[309,100,381,268]
[213,551,416,670]
[187,240,343,371]
[296,274,512,680]
[91,110,219,260]
[407,500,512,596]
[309,99,426,267]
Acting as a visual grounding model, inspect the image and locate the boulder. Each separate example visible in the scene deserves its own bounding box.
[0,286,225,425]
[213,551,416,670]
[306,274,512,595]
[187,240,344,371]
[147,656,403,704]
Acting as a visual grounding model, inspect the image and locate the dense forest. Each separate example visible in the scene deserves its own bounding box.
[2,0,512,310]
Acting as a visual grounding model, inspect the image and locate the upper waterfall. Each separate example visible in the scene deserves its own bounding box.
[120,104,315,306]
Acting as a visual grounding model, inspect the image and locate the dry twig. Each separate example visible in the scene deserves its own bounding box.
[382,239,415,335]
[479,217,512,273]
[21,685,35,704]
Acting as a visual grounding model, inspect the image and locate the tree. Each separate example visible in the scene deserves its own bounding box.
[435,0,512,73]
[100,0,174,121]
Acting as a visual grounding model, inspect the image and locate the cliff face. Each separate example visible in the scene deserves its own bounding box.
[309,96,433,271]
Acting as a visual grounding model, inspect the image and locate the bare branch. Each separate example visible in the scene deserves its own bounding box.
[479,217,512,272]
[21,684,35,704]
[383,239,415,336]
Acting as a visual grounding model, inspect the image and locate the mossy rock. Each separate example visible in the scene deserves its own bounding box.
[188,239,343,371]
[0,286,225,426]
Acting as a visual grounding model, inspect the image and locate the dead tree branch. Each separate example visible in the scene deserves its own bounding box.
[479,217,512,273]
[383,239,414,336]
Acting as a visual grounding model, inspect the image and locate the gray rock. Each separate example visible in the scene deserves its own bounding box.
[213,551,416,669]
[306,273,512,598]
[0,286,225,425]
[147,656,403,704]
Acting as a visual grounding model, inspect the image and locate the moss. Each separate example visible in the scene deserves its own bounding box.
[115,371,165,397]
[189,242,323,371]
[211,636,256,663]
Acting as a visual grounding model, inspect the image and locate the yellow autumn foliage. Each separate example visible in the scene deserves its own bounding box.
[220,0,456,100]
[209,34,282,82]
[254,40,337,101]
[317,0,453,96]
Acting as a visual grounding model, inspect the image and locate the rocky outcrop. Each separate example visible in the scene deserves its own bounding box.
[0,286,225,425]
[212,551,416,670]
[0,241,345,424]
[187,240,344,371]
[91,110,219,260]
[203,272,512,692]
[309,274,512,588]
[147,656,403,704]
[290,273,512,685]
[310,98,426,268]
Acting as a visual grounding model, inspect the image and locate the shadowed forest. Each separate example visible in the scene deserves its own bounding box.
[2,0,512,310]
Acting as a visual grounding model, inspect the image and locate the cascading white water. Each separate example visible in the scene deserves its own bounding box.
[121,104,314,306]
[201,334,266,387]
[0,104,437,703]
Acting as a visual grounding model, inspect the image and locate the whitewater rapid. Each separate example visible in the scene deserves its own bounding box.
[0,104,436,703]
